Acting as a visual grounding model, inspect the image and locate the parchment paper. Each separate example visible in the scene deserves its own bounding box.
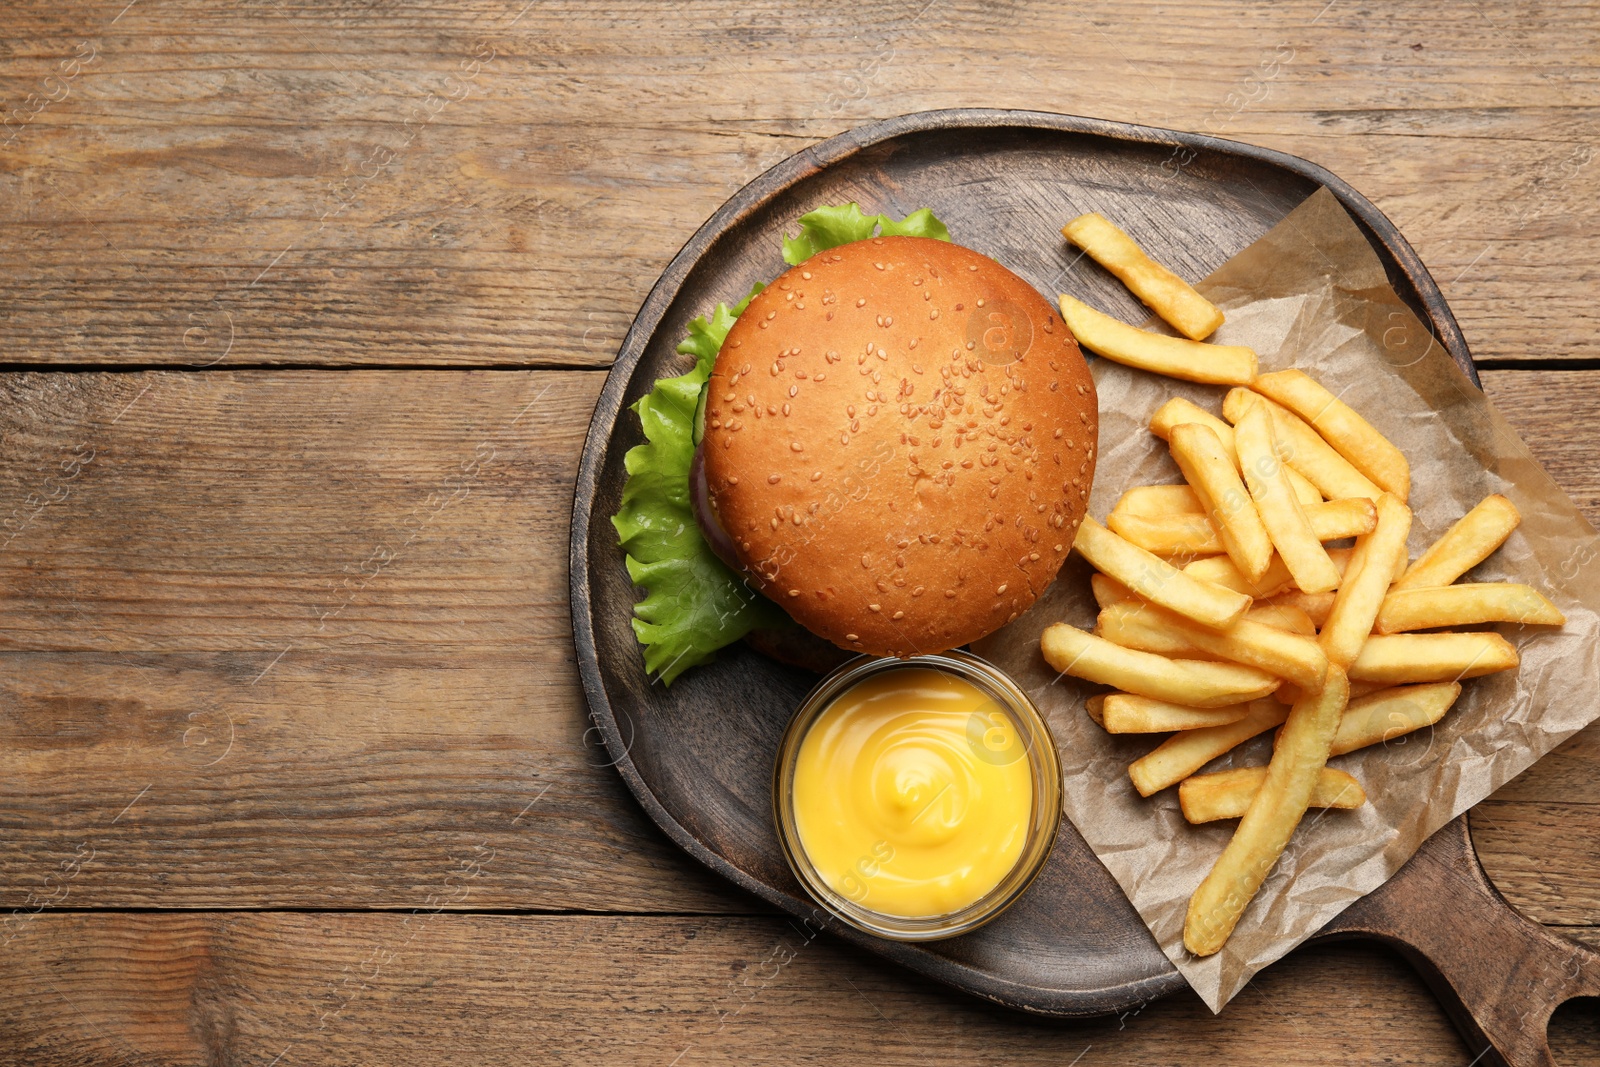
[974,187,1600,1012]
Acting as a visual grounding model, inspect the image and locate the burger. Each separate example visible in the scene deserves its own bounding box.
[614,204,1098,681]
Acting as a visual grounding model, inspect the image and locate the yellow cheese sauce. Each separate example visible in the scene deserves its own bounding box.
[790,667,1035,918]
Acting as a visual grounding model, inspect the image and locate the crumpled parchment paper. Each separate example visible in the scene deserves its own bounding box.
[974,187,1600,1012]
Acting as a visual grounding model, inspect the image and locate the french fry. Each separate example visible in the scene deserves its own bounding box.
[1247,602,1317,636]
[1151,397,1238,454]
[1058,294,1257,385]
[1185,553,1297,599]
[1151,397,1321,505]
[1089,693,1251,733]
[1097,603,1215,659]
[1074,517,1252,629]
[1041,623,1280,708]
[1128,698,1289,797]
[1097,600,1330,690]
[1329,682,1462,756]
[1252,370,1410,500]
[1261,589,1337,630]
[1310,497,1379,540]
[1277,677,1395,709]
[1394,494,1522,590]
[1112,484,1204,517]
[1106,510,1223,557]
[1170,422,1274,583]
[1347,633,1519,684]
[1319,493,1414,668]
[1099,599,1314,655]
[1224,388,1382,502]
[1180,765,1365,824]
[1375,583,1565,633]
[1107,498,1377,557]
[1060,213,1226,340]
[1234,403,1342,594]
[1184,548,1352,600]
[1184,667,1350,956]
[1090,572,1137,610]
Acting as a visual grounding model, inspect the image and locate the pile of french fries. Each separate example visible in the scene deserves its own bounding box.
[1042,214,1566,957]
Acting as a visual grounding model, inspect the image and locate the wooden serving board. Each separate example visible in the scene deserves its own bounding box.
[569,110,1599,1062]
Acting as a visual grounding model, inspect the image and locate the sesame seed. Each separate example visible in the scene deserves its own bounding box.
[996,584,1007,595]
[856,298,867,307]
[812,471,822,481]
[788,589,799,597]
[790,441,803,451]
[869,604,881,612]
[768,474,781,484]
[892,610,904,620]
[846,633,859,641]
[977,299,986,307]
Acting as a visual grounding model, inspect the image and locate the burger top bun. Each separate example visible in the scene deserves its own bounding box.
[701,235,1097,658]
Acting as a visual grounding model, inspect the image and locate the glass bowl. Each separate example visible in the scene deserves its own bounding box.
[772,649,1061,941]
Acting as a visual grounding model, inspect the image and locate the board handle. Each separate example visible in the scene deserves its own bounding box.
[1318,814,1600,1067]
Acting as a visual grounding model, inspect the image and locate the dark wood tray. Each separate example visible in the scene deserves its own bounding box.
[569,110,1599,1063]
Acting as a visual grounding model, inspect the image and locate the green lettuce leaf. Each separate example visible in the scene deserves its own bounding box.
[610,282,786,685]
[781,202,952,266]
[614,202,950,683]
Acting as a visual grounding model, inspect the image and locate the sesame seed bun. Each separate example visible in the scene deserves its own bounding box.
[701,235,1097,657]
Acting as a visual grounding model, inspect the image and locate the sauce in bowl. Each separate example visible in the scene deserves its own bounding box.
[775,651,1060,940]
[792,668,1033,917]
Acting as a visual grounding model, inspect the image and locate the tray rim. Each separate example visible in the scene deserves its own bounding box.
[568,107,1480,1019]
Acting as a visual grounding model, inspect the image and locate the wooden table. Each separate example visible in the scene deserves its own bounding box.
[1,2,1596,1062]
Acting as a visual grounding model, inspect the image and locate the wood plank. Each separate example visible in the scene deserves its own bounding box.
[0,651,739,912]
[0,2,1594,365]
[0,368,589,653]
[0,367,1597,923]
[0,369,738,910]
[8,912,1571,1066]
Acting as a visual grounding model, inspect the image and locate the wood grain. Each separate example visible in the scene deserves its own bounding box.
[0,1,1594,365]
[6,911,1577,1066]
[0,0,1596,1056]
[0,367,1590,936]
